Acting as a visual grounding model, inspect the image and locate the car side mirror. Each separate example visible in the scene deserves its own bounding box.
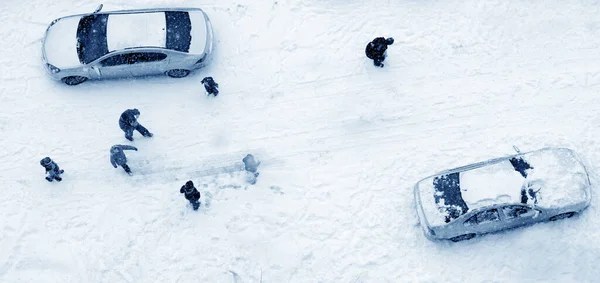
[93,4,103,13]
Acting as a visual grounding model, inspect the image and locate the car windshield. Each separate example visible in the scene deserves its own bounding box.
[77,14,109,64]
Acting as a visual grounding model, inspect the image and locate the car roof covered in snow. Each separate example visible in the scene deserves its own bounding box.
[415,147,591,227]
[42,8,209,68]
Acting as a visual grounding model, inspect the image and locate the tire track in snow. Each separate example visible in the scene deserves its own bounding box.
[220,91,599,162]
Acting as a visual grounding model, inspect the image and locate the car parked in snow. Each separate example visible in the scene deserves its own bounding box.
[41,4,214,85]
[414,147,592,242]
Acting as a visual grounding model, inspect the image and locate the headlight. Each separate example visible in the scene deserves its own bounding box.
[195,56,205,64]
[46,63,60,74]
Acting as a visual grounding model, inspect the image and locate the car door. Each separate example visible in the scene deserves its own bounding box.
[463,208,502,234]
[500,205,542,229]
[125,51,169,77]
[91,52,133,79]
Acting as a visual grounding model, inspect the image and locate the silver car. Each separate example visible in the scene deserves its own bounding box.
[414,147,592,242]
[41,4,214,85]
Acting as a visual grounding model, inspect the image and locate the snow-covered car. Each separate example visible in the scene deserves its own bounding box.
[414,147,592,242]
[41,4,214,85]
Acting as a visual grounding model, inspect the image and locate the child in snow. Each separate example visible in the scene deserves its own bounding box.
[242,154,261,185]
[119,108,153,141]
[110,144,138,175]
[365,37,394,68]
[40,157,64,182]
[180,180,201,210]
[201,76,219,97]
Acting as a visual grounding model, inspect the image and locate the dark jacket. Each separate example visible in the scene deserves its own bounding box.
[41,160,61,174]
[119,109,140,129]
[365,37,390,60]
[201,77,219,93]
[201,77,218,88]
[110,145,138,167]
[180,182,201,201]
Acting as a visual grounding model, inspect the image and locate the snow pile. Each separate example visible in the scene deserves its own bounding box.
[460,161,525,207]
[524,148,590,208]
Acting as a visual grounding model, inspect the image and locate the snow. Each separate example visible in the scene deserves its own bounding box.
[42,16,82,68]
[2,0,600,282]
[460,161,525,206]
[524,148,590,208]
[106,12,166,52]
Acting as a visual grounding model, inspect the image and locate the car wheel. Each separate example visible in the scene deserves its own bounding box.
[549,212,576,221]
[166,69,190,78]
[450,233,476,242]
[61,76,88,85]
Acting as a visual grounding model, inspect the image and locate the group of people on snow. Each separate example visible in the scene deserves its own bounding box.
[40,100,259,212]
[40,73,222,182]
[38,34,390,206]
[41,108,152,180]
[111,108,153,175]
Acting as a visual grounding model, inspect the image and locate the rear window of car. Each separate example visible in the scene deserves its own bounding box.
[77,14,109,64]
[165,11,192,52]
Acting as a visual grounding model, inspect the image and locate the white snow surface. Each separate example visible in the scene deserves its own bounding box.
[460,161,525,206]
[2,0,600,282]
[107,12,167,52]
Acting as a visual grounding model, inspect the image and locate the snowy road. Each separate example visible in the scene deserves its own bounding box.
[1,0,600,282]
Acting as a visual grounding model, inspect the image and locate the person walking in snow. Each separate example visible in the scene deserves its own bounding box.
[40,157,64,182]
[119,108,153,141]
[201,76,219,97]
[180,180,201,210]
[110,144,138,175]
[365,37,394,68]
[242,154,261,185]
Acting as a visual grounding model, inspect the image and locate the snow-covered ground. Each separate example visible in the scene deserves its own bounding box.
[1,0,600,282]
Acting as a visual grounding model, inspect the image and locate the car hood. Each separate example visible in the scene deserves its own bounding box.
[43,16,83,68]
